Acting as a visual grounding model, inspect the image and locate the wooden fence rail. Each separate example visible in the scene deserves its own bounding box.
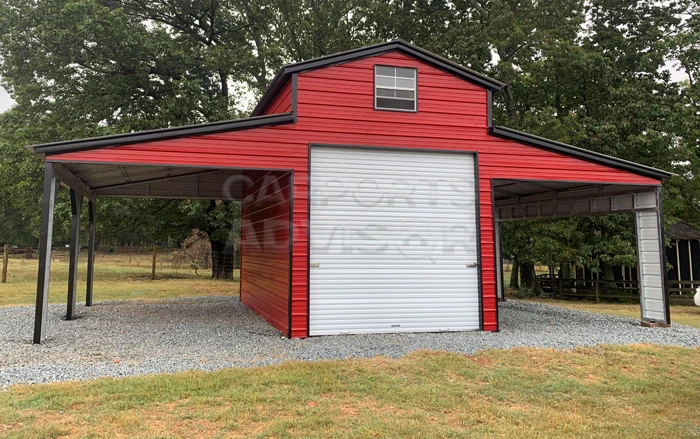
[0,245,175,283]
[667,280,700,294]
[537,274,698,303]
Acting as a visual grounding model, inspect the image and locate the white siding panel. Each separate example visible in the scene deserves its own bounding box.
[638,214,658,229]
[635,210,668,321]
[309,146,480,335]
[635,192,658,209]
[639,228,660,240]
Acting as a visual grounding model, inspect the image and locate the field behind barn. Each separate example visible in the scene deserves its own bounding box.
[2,252,699,328]
[0,249,239,307]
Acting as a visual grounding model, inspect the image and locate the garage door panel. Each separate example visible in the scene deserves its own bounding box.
[314,322,478,335]
[310,146,480,336]
[311,152,470,166]
[312,303,480,311]
[311,202,478,209]
[311,274,480,282]
[312,300,479,309]
[311,186,477,199]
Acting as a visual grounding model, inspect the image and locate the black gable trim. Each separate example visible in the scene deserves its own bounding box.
[29,113,296,156]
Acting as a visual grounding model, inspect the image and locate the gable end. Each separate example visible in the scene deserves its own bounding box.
[251,40,504,117]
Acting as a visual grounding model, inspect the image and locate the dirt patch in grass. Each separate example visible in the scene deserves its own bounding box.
[1,344,699,438]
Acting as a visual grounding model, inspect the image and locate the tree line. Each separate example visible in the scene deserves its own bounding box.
[0,0,698,280]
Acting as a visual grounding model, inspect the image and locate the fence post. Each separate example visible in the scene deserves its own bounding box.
[2,244,8,283]
[595,279,600,303]
[151,244,157,280]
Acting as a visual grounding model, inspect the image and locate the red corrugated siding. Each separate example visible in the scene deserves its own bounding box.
[50,50,660,337]
[241,170,291,335]
[264,81,293,115]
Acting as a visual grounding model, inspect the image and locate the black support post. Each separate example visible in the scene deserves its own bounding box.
[86,200,96,306]
[34,163,58,344]
[66,189,82,320]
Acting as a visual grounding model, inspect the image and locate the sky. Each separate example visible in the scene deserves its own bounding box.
[0,84,13,112]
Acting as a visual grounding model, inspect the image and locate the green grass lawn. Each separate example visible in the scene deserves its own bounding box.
[0,251,239,307]
[1,344,698,438]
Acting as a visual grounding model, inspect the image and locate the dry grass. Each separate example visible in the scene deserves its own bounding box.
[502,268,700,328]
[0,251,239,307]
[517,297,700,328]
[1,344,699,438]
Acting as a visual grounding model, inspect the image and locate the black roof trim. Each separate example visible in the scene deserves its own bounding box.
[251,39,505,116]
[489,126,673,181]
[29,112,296,156]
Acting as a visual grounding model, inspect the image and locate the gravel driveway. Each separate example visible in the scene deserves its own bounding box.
[2,296,699,386]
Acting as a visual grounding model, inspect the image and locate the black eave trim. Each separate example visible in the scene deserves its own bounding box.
[251,39,504,116]
[657,186,672,324]
[490,180,500,332]
[287,171,295,338]
[291,73,299,120]
[489,126,673,181]
[29,113,296,156]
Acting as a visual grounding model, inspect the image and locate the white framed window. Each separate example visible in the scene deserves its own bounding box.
[374,66,417,112]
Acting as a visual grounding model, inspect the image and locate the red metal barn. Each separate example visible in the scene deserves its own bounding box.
[29,40,672,343]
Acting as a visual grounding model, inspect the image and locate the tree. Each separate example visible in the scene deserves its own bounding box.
[0,0,266,277]
[0,0,697,283]
[495,0,696,287]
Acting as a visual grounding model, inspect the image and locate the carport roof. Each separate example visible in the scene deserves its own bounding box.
[492,179,657,203]
[53,163,245,200]
[28,112,295,156]
[489,127,673,181]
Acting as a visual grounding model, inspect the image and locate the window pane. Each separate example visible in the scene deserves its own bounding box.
[377,97,415,111]
[375,66,395,76]
[376,88,395,97]
[395,90,414,99]
[376,77,395,87]
[395,67,415,78]
[396,78,415,89]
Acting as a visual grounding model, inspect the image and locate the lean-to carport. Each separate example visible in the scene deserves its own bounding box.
[492,178,670,326]
[29,115,296,344]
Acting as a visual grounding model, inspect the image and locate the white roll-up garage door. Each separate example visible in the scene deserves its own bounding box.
[309,146,480,335]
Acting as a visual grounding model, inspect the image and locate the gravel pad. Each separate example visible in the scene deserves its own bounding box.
[2,297,699,386]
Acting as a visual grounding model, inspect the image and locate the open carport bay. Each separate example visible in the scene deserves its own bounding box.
[2,297,700,386]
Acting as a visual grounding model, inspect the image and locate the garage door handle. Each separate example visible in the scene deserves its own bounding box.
[466,263,478,268]
[311,262,320,268]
